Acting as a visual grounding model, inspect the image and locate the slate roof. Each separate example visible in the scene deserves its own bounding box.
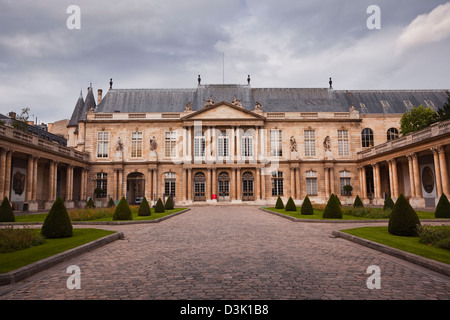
[68,87,96,129]
[69,84,450,125]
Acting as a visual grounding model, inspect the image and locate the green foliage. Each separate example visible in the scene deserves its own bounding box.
[436,97,450,122]
[275,196,284,209]
[322,194,342,219]
[107,198,115,208]
[285,197,297,211]
[353,195,364,208]
[0,197,15,222]
[85,198,95,208]
[300,196,314,215]
[388,194,421,236]
[400,104,438,135]
[165,195,174,210]
[113,197,132,220]
[417,225,450,250]
[138,197,151,216]
[41,197,73,239]
[383,196,395,211]
[155,198,165,213]
[435,193,450,218]
[11,107,30,132]
[0,226,45,253]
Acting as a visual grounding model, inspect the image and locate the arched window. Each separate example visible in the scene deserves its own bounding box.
[361,128,374,148]
[194,131,205,157]
[387,128,399,141]
[306,171,317,196]
[271,171,283,196]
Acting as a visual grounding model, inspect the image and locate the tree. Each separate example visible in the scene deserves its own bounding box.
[138,197,151,216]
[11,107,30,132]
[275,196,284,209]
[113,197,133,220]
[435,193,450,218]
[322,194,342,219]
[436,97,450,122]
[155,198,165,213]
[301,196,314,215]
[353,195,364,208]
[388,194,421,236]
[399,104,438,135]
[165,195,174,210]
[41,197,73,238]
[0,197,15,222]
[285,197,297,211]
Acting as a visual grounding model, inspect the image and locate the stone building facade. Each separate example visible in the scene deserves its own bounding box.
[63,80,450,208]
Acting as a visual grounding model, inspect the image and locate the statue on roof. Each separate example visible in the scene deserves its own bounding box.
[254,102,262,111]
[203,96,214,108]
[185,101,192,111]
[231,95,242,107]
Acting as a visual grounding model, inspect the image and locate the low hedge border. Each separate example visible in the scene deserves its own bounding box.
[0,232,124,285]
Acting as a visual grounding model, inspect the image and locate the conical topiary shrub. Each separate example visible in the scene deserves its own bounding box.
[138,197,151,216]
[435,193,450,218]
[383,196,394,211]
[107,197,115,208]
[41,197,73,238]
[85,197,95,208]
[165,195,174,210]
[155,198,165,213]
[285,197,297,211]
[0,197,15,222]
[301,196,314,215]
[275,196,284,209]
[353,195,364,208]
[322,194,342,219]
[388,194,421,236]
[113,197,133,220]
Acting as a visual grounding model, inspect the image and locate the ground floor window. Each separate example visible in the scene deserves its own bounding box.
[306,171,317,196]
[271,171,283,196]
[340,170,351,195]
[95,172,107,198]
[164,172,176,197]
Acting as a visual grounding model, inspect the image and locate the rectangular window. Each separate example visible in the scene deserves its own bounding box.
[97,132,109,158]
[338,130,349,156]
[304,130,316,157]
[242,134,253,157]
[424,100,435,108]
[306,171,317,196]
[340,171,352,196]
[218,132,229,157]
[271,171,283,196]
[164,172,176,197]
[194,132,205,157]
[165,131,177,158]
[131,132,143,158]
[270,129,282,157]
[95,172,107,198]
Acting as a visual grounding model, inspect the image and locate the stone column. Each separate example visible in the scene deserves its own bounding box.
[212,168,217,199]
[230,127,236,163]
[32,157,38,201]
[260,168,265,201]
[153,167,158,200]
[4,151,12,200]
[236,167,241,201]
[146,168,152,200]
[431,147,443,197]
[188,127,193,163]
[0,149,6,199]
[412,153,422,198]
[255,167,260,200]
[183,127,187,160]
[290,167,295,198]
[81,168,86,201]
[296,166,301,200]
[407,154,416,198]
[324,167,330,199]
[388,160,394,198]
[391,160,399,198]
[231,168,236,201]
[329,167,335,196]
[26,155,34,202]
[438,147,449,196]
[66,165,72,201]
[372,163,382,203]
[206,168,211,200]
[187,168,192,201]
[118,169,123,199]
[255,126,259,160]
[182,169,187,201]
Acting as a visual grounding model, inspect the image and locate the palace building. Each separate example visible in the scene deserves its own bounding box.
[1,77,449,210]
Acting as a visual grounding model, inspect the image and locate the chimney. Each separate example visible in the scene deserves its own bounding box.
[8,112,16,119]
[97,89,103,104]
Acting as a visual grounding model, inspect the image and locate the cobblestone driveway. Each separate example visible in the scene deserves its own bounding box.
[1,206,449,300]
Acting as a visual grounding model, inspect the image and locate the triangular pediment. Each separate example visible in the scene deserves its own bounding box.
[182,102,265,120]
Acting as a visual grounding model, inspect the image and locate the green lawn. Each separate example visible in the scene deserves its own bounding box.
[262,206,438,220]
[0,228,116,273]
[341,226,450,265]
[10,207,187,223]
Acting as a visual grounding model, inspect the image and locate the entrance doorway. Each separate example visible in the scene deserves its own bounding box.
[127,172,145,204]
[218,171,230,201]
[194,172,206,201]
[242,171,254,201]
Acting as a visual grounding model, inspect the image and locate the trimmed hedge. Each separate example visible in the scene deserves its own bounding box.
[107,198,116,208]
[322,194,342,219]
[113,197,133,220]
[41,197,73,238]
[155,198,165,213]
[388,194,421,236]
[353,195,364,208]
[0,197,15,222]
[275,196,284,209]
[383,196,394,211]
[165,195,174,210]
[435,193,450,218]
[301,196,313,215]
[138,197,151,216]
[85,198,95,208]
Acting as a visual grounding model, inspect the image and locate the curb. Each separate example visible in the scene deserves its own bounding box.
[332,230,450,277]
[0,232,124,286]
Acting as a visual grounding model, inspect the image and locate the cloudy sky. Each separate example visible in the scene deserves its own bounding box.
[1,0,449,124]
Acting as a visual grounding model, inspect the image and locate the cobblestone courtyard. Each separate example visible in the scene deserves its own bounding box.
[0,206,449,300]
